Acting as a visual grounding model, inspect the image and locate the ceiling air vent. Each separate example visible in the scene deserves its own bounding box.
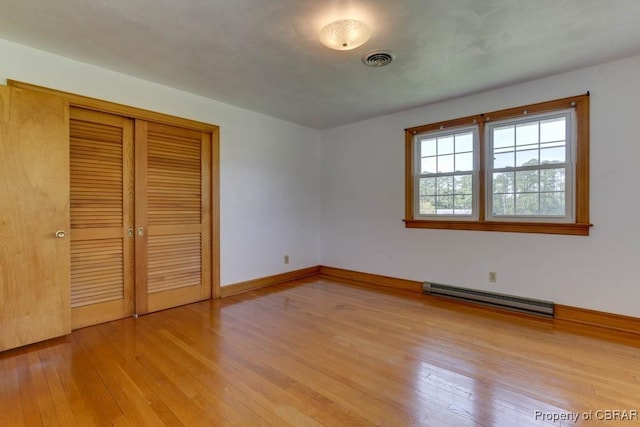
[361,50,396,67]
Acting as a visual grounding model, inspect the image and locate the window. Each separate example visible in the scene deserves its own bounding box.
[404,95,590,235]
[415,126,479,219]
[487,110,574,222]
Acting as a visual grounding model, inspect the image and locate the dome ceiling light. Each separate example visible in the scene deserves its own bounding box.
[319,19,371,51]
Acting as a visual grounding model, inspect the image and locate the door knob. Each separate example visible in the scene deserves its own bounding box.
[55,230,66,238]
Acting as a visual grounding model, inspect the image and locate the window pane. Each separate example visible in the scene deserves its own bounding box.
[419,177,436,196]
[493,125,514,149]
[516,193,539,215]
[540,117,565,143]
[515,170,539,193]
[493,172,514,194]
[419,196,436,215]
[438,154,454,173]
[438,136,454,155]
[454,174,472,194]
[436,196,453,214]
[494,151,514,169]
[491,113,565,219]
[437,176,453,196]
[540,168,565,192]
[540,192,565,215]
[516,122,538,146]
[516,149,539,167]
[540,146,565,164]
[455,152,473,172]
[421,138,437,157]
[454,195,472,214]
[455,132,473,153]
[492,194,514,215]
[421,157,437,174]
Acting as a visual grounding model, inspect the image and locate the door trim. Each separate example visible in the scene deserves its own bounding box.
[8,80,219,132]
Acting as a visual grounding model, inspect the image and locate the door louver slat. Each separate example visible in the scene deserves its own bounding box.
[70,238,124,307]
[70,120,123,230]
[146,125,203,295]
[69,111,133,324]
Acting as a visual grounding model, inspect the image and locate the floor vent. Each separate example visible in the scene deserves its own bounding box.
[422,282,554,317]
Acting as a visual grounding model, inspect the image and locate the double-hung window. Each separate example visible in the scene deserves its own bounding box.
[404,95,590,235]
[415,126,479,220]
[487,110,575,222]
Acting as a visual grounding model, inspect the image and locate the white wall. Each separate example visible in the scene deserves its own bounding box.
[320,55,640,317]
[0,38,322,286]
[4,38,639,317]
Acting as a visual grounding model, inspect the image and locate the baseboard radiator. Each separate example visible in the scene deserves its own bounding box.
[422,282,554,318]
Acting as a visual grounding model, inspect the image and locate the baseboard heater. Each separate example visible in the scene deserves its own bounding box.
[422,282,554,318]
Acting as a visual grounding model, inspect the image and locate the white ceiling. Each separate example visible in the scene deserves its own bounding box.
[1,0,640,129]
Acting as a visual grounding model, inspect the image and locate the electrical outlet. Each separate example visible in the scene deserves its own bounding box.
[284,255,290,265]
[489,271,497,283]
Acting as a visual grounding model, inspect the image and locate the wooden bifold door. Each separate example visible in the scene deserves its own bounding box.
[70,107,211,329]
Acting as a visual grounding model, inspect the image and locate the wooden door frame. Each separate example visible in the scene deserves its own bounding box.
[8,80,221,299]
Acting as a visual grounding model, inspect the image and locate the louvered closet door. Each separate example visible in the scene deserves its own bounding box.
[135,120,212,314]
[69,108,135,329]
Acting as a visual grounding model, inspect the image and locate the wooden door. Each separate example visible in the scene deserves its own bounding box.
[0,86,70,351]
[135,120,212,314]
[69,108,135,329]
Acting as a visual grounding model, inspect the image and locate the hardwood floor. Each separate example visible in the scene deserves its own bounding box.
[1,278,639,426]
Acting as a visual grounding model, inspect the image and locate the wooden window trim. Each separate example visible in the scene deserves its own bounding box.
[405,94,591,236]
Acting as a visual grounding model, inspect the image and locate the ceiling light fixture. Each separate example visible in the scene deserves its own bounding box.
[319,19,371,51]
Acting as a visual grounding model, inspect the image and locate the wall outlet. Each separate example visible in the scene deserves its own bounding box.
[489,271,497,283]
[284,255,290,265]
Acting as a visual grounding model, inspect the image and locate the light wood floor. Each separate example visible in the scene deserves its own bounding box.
[2,278,640,426]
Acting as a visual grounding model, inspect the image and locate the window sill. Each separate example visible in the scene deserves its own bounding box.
[403,219,591,236]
